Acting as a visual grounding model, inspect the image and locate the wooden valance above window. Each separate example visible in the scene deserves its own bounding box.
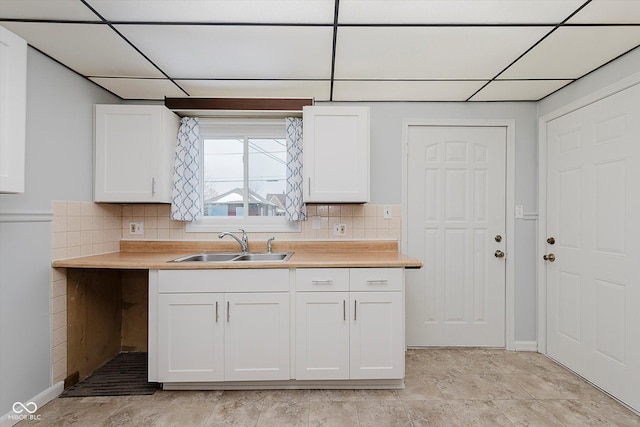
[164,97,313,117]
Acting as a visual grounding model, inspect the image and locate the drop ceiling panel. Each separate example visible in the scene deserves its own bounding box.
[89,78,187,100]
[339,0,585,24]
[0,0,100,21]
[115,25,334,79]
[333,80,486,101]
[0,22,163,77]
[334,26,553,79]
[176,80,331,100]
[88,0,335,24]
[470,79,572,101]
[500,26,640,79]
[567,0,640,24]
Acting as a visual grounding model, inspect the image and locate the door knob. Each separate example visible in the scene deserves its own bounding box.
[547,237,555,245]
[543,253,556,262]
[495,235,502,242]
[494,250,505,258]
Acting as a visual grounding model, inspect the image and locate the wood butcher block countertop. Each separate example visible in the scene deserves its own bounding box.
[52,240,423,270]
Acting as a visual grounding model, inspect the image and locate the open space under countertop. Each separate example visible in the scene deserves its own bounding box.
[52,240,423,270]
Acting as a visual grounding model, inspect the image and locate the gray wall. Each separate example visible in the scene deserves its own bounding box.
[320,101,540,342]
[0,47,118,416]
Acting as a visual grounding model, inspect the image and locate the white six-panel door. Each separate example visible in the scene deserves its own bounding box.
[545,83,640,412]
[406,126,507,347]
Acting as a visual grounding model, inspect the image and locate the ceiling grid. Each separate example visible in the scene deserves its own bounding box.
[0,0,639,102]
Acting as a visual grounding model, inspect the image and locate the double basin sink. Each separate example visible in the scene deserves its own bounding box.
[169,251,293,263]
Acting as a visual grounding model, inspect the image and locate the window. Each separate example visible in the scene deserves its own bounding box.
[186,118,301,233]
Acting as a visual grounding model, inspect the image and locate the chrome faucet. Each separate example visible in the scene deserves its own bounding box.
[218,229,249,253]
[267,237,275,253]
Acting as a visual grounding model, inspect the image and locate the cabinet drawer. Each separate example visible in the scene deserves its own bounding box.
[350,268,403,291]
[296,268,349,292]
[158,269,289,293]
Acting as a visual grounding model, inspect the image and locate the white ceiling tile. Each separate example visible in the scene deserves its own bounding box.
[500,26,640,79]
[567,0,640,24]
[175,80,331,100]
[332,80,487,101]
[339,0,585,24]
[89,78,187,100]
[116,25,334,79]
[334,26,552,79]
[469,79,572,101]
[87,0,335,23]
[0,0,99,20]
[0,22,163,77]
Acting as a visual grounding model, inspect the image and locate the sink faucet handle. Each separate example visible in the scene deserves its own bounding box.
[238,229,249,251]
[267,237,275,253]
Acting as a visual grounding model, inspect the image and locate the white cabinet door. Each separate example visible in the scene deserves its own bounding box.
[350,292,404,380]
[224,292,290,381]
[0,26,27,193]
[303,106,369,203]
[158,293,224,382]
[94,104,179,202]
[296,292,350,380]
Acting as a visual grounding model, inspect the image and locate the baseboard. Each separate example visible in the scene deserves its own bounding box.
[514,341,538,352]
[0,382,63,427]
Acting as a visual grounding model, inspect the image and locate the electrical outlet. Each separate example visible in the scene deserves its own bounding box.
[129,221,144,235]
[383,205,393,219]
[333,223,347,236]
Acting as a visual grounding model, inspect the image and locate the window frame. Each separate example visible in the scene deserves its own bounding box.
[186,117,301,233]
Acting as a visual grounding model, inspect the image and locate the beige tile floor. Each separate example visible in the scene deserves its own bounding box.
[18,349,640,426]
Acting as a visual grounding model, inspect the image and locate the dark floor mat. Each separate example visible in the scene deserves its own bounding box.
[61,352,159,397]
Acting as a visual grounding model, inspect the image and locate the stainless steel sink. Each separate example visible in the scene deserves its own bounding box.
[168,252,293,263]
[232,252,293,262]
[169,252,242,262]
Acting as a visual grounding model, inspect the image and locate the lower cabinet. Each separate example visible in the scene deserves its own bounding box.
[155,269,290,383]
[295,268,404,380]
[151,267,404,386]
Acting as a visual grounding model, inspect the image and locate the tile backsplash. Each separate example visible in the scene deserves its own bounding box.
[120,203,402,242]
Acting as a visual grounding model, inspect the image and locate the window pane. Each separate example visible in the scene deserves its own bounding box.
[248,138,287,217]
[203,138,244,217]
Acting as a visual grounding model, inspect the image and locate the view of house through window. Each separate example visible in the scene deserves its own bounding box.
[202,137,287,218]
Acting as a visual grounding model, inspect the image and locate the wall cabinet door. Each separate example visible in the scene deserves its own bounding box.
[224,292,290,381]
[94,104,179,202]
[350,291,404,379]
[0,26,27,193]
[295,292,350,380]
[303,106,370,203]
[157,293,224,382]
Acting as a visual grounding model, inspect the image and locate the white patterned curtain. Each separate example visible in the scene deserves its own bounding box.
[171,117,202,221]
[285,117,306,221]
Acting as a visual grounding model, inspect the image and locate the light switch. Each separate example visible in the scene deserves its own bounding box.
[383,205,392,219]
[515,205,524,219]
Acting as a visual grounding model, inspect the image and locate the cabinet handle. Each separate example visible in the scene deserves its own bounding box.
[354,300,357,321]
[312,279,333,284]
[343,299,346,321]
[308,177,311,196]
[366,279,388,284]
[227,301,230,323]
[215,301,219,323]
[151,177,156,196]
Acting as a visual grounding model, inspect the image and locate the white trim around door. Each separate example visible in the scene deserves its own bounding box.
[401,119,516,350]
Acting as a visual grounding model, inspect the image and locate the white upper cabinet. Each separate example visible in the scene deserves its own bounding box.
[303,106,370,203]
[94,104,180,203]
[0,26,27,194]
